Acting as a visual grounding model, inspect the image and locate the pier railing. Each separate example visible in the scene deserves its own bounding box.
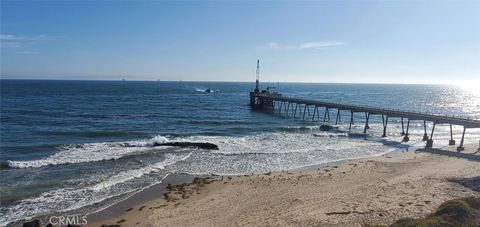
[250,92,480,151]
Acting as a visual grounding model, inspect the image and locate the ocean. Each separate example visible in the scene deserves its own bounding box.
[1,80,479,225]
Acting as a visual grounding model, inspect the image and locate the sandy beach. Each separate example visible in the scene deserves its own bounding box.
[90,144,480,227]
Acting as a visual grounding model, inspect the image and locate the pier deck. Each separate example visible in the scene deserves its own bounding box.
[250,92,480,151]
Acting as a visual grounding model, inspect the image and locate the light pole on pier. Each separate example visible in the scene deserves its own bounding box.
[255,59,260,93]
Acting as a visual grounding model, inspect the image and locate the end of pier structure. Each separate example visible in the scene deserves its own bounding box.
[249,59,280,112]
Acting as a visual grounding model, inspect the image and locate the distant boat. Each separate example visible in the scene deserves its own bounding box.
[205,88,214,93]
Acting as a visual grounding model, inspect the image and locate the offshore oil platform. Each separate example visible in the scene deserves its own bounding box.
[250,60,480,151]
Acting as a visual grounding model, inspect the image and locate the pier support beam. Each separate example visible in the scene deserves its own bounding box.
[363,112,370,134]
[401,117,405,135]
[312,106,318,122]
[423,120,429,141]
[335,109,341,125]
[298,104,302,118]
[286,102,289,116]
[349,110,354,130]
[426,123,435,148]
[382,115,388,137]
[316,106,320,121]
[302,105,307,120]
[403,119,410,142]
[293,103,299,118]
[285,102,290,117]
[279,101,283,116]
[448,124,455,145]
[457,127,466,151]
[323,107,330,122]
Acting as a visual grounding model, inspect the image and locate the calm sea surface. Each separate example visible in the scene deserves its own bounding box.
[1,80,479,225]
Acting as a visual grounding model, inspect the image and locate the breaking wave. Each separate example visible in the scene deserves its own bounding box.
[1,130,431,225]
[0,152,191,226]
[7,136,170,168]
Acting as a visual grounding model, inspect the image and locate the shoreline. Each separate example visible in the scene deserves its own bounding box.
[88,144,480,227]
[6,140,404,227]
[86,141,409,225]
[86,173,197,224]
[6,173,198,227]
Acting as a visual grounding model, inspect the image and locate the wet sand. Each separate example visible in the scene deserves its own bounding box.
[86,173,197,224]
[89,144,480,227]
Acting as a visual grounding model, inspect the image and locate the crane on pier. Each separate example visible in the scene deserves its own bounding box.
[255,59,260,93]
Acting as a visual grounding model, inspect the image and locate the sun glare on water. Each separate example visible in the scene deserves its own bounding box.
[453,80,480,97]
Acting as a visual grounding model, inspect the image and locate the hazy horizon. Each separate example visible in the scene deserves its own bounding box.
[2,78,479,89]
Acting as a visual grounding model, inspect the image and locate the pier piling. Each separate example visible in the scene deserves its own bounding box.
[286,102,290,117]
[293,103,298,118]
[423,120,429,141]
[403,119,410,142]
[382,115,388,137]
[251,91,479,147]
[335,110,341,125]
[363,113,370,134]
[457,127,466,151]
[302,105,307,120]
[426,123,435,148]
[401,117,405,135]
[316,107,320,121]
[349,110,354,130]
[323,107,330,122]
[449,124,455,145]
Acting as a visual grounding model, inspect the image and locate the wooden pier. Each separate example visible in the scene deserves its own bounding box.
[250,91,480,151]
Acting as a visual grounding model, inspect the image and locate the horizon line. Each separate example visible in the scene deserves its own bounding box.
[0,77,468,86]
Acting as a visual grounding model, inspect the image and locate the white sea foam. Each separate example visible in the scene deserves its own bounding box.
[170,131,400,175]
[3,126,477,225]
[9,122,478,169]
[8,135,171,168]
[0,152,191,226]
[177,131,373,155]
[89,152,191,191]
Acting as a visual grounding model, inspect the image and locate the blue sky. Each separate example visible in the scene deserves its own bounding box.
[1,1,479,84]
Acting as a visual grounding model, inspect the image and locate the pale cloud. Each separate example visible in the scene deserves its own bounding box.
[0,34,24,50]
[0,33,51,54]
[2,50,40,55]
[264,41,345,50]
[0,33,50,41]
[0,34,17,40]
[14,51,40,54]
[0,42,21,48]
